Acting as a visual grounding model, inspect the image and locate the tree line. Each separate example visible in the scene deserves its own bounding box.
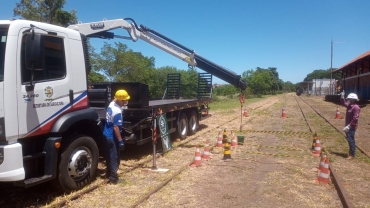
[213,67,296,98]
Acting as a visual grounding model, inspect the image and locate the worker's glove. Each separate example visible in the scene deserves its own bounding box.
[343,125,350,133]
[118,140,125,151]
[340,91,345,99]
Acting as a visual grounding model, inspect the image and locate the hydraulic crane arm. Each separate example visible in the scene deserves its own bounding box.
[68,18,246,90]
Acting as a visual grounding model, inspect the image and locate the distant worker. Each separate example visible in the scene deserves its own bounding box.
[103,89,130,183]
[340,91,360,160]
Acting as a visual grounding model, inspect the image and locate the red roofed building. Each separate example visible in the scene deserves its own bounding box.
[333,51,370,100]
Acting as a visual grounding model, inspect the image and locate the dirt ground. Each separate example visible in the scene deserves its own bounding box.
[3,94,370,208]
[56,94,357,208]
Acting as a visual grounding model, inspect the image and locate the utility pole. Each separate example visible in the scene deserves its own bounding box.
[330,39,333,95]
[330,38,345,95]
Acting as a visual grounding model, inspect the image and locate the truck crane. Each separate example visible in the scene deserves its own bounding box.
[0,17,246,192]
[67,18,247,91]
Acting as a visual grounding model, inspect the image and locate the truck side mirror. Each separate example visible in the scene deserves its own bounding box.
[25,33,44,71]
[24,33,44,91]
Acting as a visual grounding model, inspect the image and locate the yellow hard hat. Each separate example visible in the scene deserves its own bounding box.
[114,90,130,100]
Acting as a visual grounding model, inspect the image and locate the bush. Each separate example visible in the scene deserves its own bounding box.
[212,96,220,101]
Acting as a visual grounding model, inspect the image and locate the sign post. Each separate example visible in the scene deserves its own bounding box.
[151,107,157,170]
[146,108,169,173]
[157,111,172,152]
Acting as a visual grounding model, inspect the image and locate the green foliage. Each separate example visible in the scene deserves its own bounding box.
[179,68,198,98]
[213,84,239,96]
[304,68,341,81]
[241,67,284,96]
[87,71,106,82]
[282,81,296,92]
[90,42,202,99]
[150,66,178,99]
[13,0,77,27]
[92,42,155,83]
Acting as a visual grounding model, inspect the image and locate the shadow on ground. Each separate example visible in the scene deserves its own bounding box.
[330,151,348,158]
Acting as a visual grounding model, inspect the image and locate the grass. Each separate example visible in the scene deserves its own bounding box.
[210,95,275,111]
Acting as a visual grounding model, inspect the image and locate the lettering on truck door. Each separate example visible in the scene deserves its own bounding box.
[17,29,72,138]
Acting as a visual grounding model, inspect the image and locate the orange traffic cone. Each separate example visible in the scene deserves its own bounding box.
[190,145,202,167]
[318,154,327,172]
[230,131,237,148]
[216,131,223,147]
[202,140,211,160]
[316,157,330,184]
[281,106,287,118]
[243,107,248,117]
[312,138,322,157]
[335,107,341,119]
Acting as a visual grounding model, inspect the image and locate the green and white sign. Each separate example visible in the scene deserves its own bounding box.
[157,114,172,152]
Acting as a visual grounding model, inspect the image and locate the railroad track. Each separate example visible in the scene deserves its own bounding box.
[45,99,275,208]
[294,96,354,208]
[298,97,370,158]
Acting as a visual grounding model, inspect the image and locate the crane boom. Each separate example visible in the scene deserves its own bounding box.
[68,18,246,90]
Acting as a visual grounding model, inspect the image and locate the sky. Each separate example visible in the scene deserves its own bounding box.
[1,0,370,85]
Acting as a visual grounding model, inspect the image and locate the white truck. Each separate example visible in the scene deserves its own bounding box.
[0,18,246,191]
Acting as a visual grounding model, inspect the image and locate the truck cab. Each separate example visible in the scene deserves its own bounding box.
[0,20,101,191]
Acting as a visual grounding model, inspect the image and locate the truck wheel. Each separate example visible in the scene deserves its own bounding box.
[177,113,188,140]
[188,111,198,135]
[55,135,99,192]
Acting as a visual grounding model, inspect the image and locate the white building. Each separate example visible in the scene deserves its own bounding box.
[311,79,336,96]
[297,79,336,96]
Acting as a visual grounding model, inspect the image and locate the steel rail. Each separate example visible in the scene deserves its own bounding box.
[295,96,354,208]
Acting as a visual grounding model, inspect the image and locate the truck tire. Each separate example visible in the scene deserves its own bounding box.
[177,113,188,140]
[54,135,99,192]
[188,110,198,135]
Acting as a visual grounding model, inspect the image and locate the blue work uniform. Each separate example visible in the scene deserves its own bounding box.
[103,101,123,182]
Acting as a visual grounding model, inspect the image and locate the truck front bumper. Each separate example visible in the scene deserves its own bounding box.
[0,143,25,181]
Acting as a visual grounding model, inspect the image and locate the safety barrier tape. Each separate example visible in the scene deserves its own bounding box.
[205,143,307,152]
[244,151,314,158]
[233,130,312,135]
[249,144,306,152]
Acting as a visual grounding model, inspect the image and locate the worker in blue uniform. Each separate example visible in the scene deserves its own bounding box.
[103,90,130,183]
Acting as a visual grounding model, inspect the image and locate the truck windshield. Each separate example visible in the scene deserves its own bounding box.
[0,26,7,82]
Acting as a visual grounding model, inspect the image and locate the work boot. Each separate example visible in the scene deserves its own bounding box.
[346,155,354,160]
[108,178,125,184]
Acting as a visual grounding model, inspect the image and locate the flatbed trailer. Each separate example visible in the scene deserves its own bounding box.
[88,81,212,145]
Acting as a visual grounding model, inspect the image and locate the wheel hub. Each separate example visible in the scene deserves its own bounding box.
[190,116,197,130]
[68,149,92,179]
[181,119,187,135]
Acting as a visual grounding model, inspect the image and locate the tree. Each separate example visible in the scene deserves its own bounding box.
[248,69,273,95]
[179,68,198,98]
[304,68,341,81]
[88,71,107,83]
[85,41,106,82]
[243,67,277,95]
[91,42,197,98]
[92,42,156,83]
[13,0,77,27]
[150,66,178,99]
[213,84,239,97]
[282,81,296,92]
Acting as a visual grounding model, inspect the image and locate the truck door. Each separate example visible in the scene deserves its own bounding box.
[17,29,72,138]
